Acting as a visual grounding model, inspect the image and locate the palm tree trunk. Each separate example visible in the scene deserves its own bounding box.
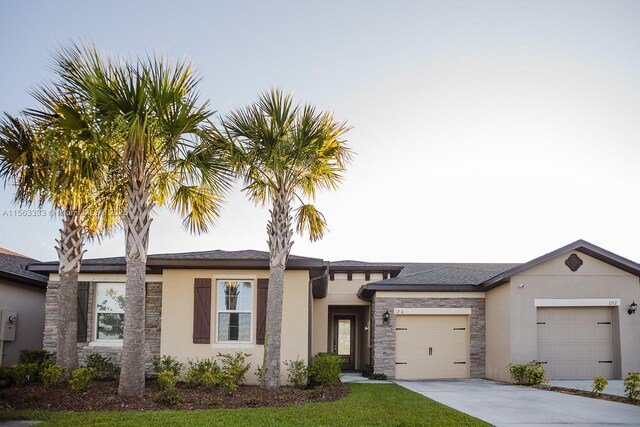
[55,210,86,379]
[264,186,293,388]
[119,178,152,397]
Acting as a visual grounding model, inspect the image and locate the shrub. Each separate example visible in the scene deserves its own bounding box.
[85,353,119,381]
[255,363,265,386]
[369,373,388,380]
[18,350,54,366]
[152,355,184,376]
[624,372,640,402]
[156,371,183,405]
[217,371,238,394]
[361,363,374,378]
[185,358,220,388]
[69,367,95,392]
[283,359,308,389]
[592,376,608,397]
[0,365,11,380]
[11,363,39,385]
[218,352,251,386]
[308,353,342,387]
[41,364,65,388]
[507,360,547,385]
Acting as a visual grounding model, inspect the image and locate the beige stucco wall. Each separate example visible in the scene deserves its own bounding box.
[485,283,511,381]
[161,269,309,385]
[0,279,46,366]
[486,251,640,381]
[312,274,377,367]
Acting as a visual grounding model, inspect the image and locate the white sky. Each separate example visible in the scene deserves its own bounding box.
[1,0,639,264]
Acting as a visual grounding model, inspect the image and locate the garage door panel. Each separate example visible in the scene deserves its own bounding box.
[395,315,469,380]
[537,307,615,380]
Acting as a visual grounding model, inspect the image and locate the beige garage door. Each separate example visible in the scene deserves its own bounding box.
[395,315,469,380]
[537,307,615,379]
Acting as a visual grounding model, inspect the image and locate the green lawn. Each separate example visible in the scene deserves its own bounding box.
[0,383,488,426]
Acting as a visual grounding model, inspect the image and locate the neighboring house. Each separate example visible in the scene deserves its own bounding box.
[27,240,640,383]
[0,248,48,366]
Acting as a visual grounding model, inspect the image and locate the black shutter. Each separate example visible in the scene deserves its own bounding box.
[77,282,90,342]
[193,278,212,344]
[256,279,268,345]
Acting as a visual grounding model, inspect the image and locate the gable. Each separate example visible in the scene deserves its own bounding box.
[518,251,635,277]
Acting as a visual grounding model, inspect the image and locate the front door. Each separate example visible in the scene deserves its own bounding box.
[333,315,355,370]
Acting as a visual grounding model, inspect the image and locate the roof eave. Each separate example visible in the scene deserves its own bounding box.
[0,270,47,289]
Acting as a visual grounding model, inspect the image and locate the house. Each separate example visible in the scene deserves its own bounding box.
[27,240,640,383]
[0,248,48,366]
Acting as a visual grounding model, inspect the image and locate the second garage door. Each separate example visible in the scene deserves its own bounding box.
[537,307,616,379]
[395,315,469,380]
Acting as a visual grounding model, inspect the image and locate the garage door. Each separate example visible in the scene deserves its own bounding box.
[537,307,615,379]
[395,315,469,380]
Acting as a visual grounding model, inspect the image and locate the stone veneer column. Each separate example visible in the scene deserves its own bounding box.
[43,281,163,375]
[43,281,59,353]
[371,296,486,379]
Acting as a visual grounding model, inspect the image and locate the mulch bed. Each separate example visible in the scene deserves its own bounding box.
[534,384,639,406]
[0,381,349,411]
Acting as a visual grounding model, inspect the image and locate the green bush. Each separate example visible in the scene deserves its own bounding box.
[217,371,238,394]
[507,361,547,385]
[361,363,374,378]
[254,363,265,385]
[369,373,388,380]
[152,355,184,376]
[18,350,55,366]
[11,363,39,385]
[218,352,251,386]
[156,371,183,405]
[308,353,342,387]
[592,376,608,396]
[0,365,11,380]
[41,364,65,388]
[283,359,308,388]
[185,358,220,388]
[69,367,95,392]
[624,372,640,402]
[85,353,119,381]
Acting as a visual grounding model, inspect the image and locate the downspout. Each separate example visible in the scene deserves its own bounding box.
[308,263,329,366]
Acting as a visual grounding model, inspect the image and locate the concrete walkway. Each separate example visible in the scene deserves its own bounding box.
[549,380,626,397]
[395,379,640,426]
[340,372,391,384]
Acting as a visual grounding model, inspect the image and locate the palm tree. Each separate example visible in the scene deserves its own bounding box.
[220,88,352,387]
[0,97,120,377]
[53,44,233,396]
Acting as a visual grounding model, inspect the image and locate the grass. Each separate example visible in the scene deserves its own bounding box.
[0,383,488,426]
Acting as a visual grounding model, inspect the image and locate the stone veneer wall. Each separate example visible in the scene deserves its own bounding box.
[371,296,486,379]
[44,281,162,374]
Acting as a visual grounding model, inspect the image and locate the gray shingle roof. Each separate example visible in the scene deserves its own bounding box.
[28,249,325,273]
[0,248,48,287]
[370,263,519,286]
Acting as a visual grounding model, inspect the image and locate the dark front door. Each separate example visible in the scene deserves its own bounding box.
[333,315,356,370]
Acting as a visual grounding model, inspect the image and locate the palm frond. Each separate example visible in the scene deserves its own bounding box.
[294,203,328,242]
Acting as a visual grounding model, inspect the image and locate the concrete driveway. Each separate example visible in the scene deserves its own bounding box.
[395,379,640,426]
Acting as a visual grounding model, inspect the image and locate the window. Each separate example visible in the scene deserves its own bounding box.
[216,280,252,342]
[95,283,125,340]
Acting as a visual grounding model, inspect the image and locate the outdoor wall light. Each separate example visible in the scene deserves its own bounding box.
[628,301,637,315]
[383,310,390,323]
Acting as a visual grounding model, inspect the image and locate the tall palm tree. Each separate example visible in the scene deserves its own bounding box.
[221,88,352,388]
[53,44,233,396]
[0,97,120,377]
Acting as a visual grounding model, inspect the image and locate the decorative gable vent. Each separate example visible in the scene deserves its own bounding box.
[565,253,583,272]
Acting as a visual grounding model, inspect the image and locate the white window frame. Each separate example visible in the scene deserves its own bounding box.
[93,282,126,343]
[215,279,254,344]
